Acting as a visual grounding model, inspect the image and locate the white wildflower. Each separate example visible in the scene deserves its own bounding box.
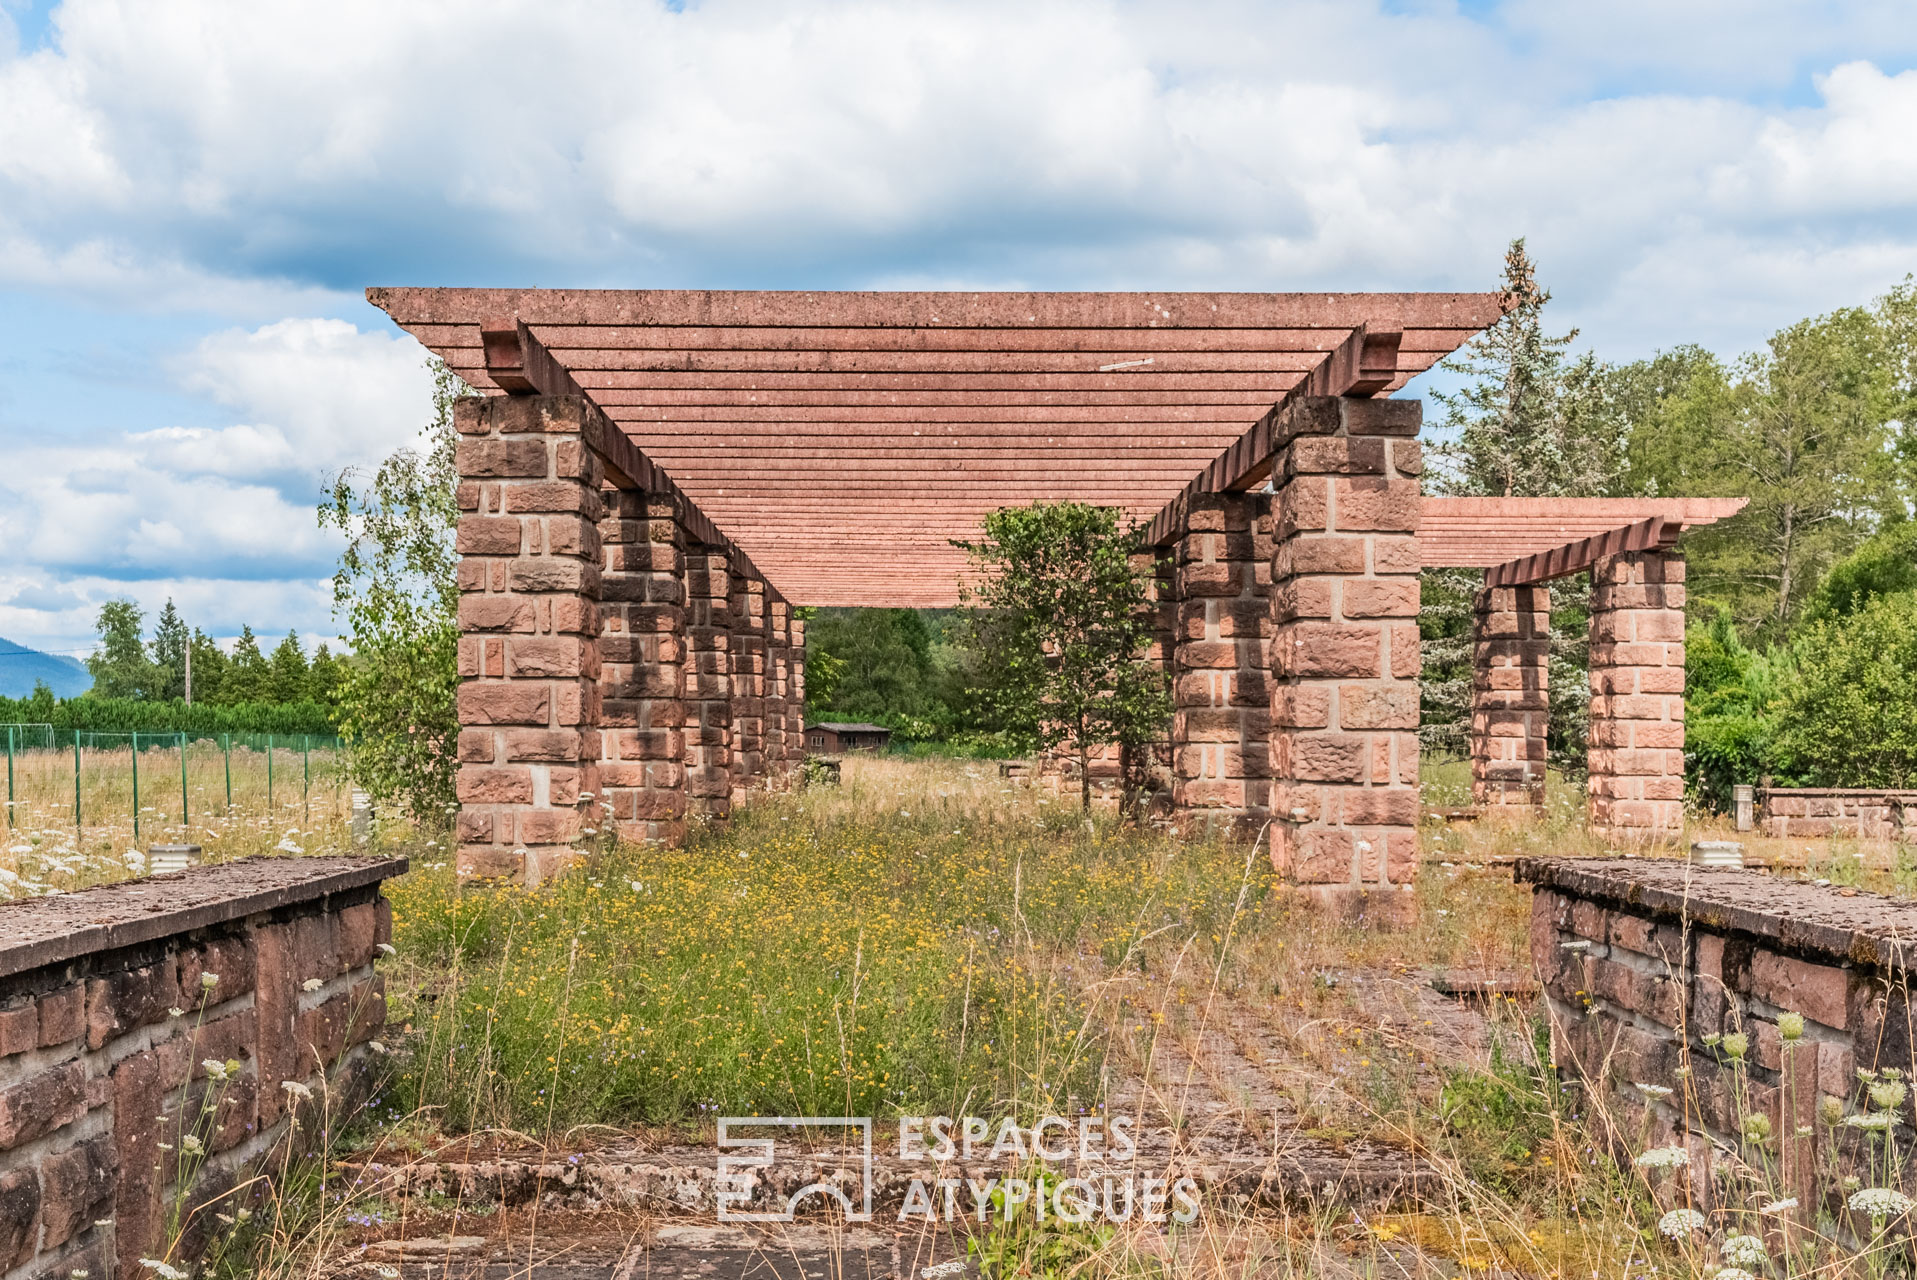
[1869,1080,1908,1111]
[280,1080,313,1100]
[1713,1270,1755,1280]
[167,1007,184,1019]
[140,1263,186,1280]
[301,978,324,992]
[200,972,219,991]
[630,881,645,893]
[1849,1188,1914,1217]
[201,1059,229,1081]
[1760,1198,1799,1214]
[1633,1082,1674,1099]
[179,1135,203,1155]
[1657,1208,1706,1238]
[1721,1234,1768,1266]
[369,1041,389,1055]
[275,838,303,854]
[1634,1145,1690,1170]
[1845,1112,1898,1131]
[377,1267,400,1279]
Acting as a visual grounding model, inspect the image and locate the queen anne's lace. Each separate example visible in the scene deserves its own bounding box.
[1635,1145,1690,1169]
[1721,1234,1768,1266]
[1657,1208,1707,1239]
[1849,1188,1914,1218]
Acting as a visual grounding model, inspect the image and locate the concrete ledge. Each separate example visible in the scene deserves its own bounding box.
[0,855,407,980]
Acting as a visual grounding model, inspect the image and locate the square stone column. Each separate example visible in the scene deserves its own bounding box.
[598,489,687,845]
[1588,550,1686,835]
[729,563,768,800]
[788,611,807,755]
[452,395,602,884]
[765,595,791,786]
[1268,397,1423,901]
[683,542,733,822]
[1471,582,1550,807]
[1171,492,1272,830]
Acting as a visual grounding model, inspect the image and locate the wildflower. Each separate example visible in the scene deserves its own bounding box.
[1721,1032,1749,1060]
[1844,1112,1897,1131]
[1795,1125,1812,1137]
[140,1260,186,1280]
[1633,1083,1674,1099]
[1702,1033,1722,1048]
[70,1271,89,1278]
[1849,1188,1914,1218]
[301,978,324,992]
[180,1135,203,1155]
[1713,1270,1756,1280]
[376,943,396,956]
[1721,1234,1768,1266]
[377,1268,400,1279]
[280,1080,313,1100]
[369,1041,389,1055]
[1819,1095,1846,1125]
[167,1007,184,1019]
[200,972,219,991]
[201,1059,229,1081]
[1657,1208,1706,1238]
[1635,1145,1690,1170]
[1740,1113,1772,1143]
[1777,1011,1804,1041]
[1859,1067,1880,1082]
[1869,1080,1908,1111]
[1760,1198,1798,1214]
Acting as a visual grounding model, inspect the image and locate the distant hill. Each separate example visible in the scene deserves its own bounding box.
[0,637,92,699]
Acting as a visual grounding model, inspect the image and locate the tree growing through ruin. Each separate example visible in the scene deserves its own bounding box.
[319,357,467,826]
[954,502,1168,812]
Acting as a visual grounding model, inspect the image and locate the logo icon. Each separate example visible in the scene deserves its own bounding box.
[715,1117,873,1222]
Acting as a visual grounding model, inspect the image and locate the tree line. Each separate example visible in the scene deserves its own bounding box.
[1424,241,1917,797]
[82,598,343,708]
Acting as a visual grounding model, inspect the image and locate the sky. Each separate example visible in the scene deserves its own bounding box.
[0,0,1913,659]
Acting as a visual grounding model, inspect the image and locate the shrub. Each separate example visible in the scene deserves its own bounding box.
[1771,590,1917,787]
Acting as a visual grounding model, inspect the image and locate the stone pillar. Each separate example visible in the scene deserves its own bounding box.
[1470,582,1550,808]
[765,594,790,786]
[1588,550,1686,835]
[452,395,601,884]
[683,540,733,822]
[729,562,768,800]
[1268,397,1423,906]
[1170,492,1272,830]
[598,489,688,844]
[789,610,807,755]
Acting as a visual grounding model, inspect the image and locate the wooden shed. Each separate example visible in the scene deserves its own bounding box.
[805,722,892,753]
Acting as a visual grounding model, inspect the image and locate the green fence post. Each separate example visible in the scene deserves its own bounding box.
[223,734,232,812]
[303,736,311,823]
[131,732,140,841]
[267,734,274,814]
[179,732,189,831]
[73,738,81,833]
[5,727,13,830]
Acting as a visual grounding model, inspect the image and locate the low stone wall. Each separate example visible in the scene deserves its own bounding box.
[1758,786,1917,839]
[1519,857,1917,1206]
[0,855,404,1280]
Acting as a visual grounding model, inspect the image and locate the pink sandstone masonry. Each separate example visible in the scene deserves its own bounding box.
[1587,550,1686,834]
[1471,583,1550,807]
[1759,788,1917,839]
[455,394,800,877]
[1521,857,1917,1208]
[1268,397,1423,901]
[0,856,401,1280]
[1171,492,1272,829]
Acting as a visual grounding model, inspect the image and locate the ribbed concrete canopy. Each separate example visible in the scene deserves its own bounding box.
[370,288,1503,606]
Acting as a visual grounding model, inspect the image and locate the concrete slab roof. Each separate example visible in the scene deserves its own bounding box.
[369,288,1504,606]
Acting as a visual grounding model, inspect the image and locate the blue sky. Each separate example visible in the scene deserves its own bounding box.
[0,0,1914,657]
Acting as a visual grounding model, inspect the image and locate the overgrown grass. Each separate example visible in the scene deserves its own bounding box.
[384,758,1256,1134]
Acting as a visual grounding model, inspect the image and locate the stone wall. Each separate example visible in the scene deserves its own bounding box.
[1521,857,1916,1206]
[0,856,402,1280]
[1758,788,1917,840]
[1586,550,1686,835]
[1470,583,1549,807]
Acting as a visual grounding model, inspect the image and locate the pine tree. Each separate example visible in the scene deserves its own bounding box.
[307,643,343,705]
[268,631,311,703]
[188,629,227,705]
[149,600,189,701]
[224,627,270,704]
